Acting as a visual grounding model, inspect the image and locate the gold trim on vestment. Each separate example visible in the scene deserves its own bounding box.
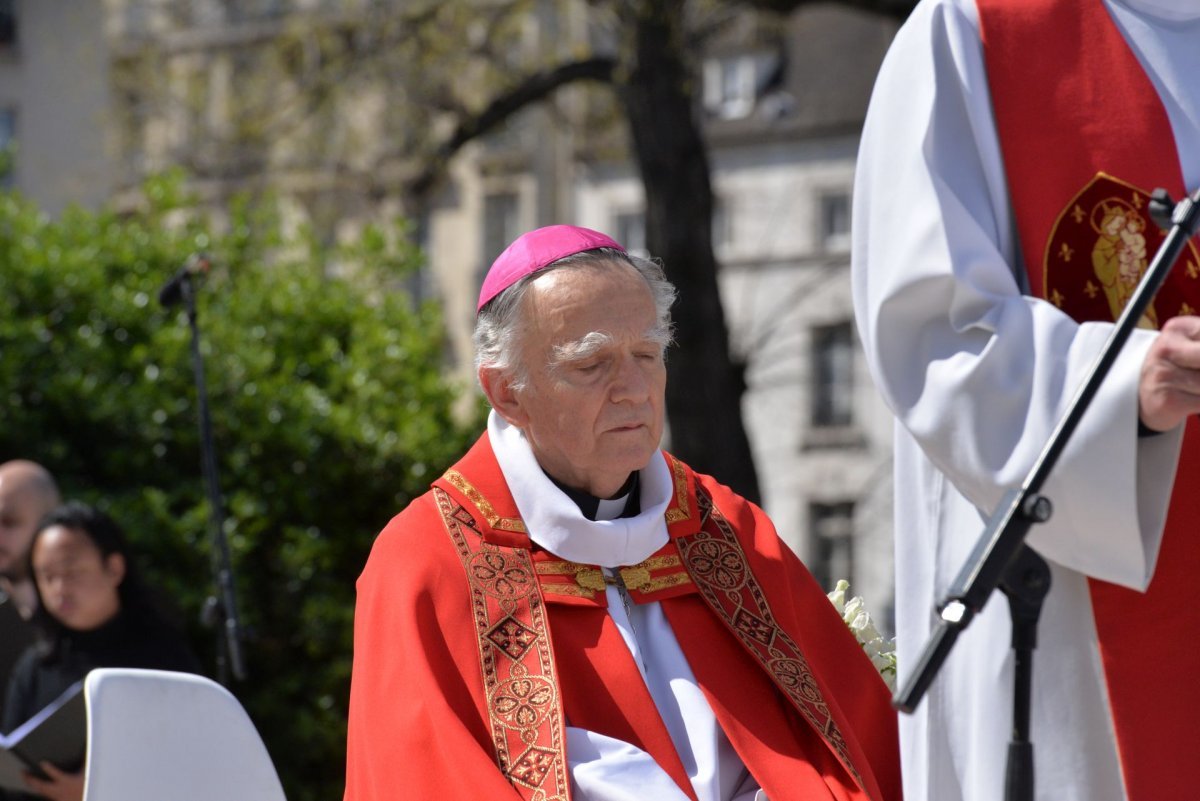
[642,554,682,571]
[639,572,693,593]
[434,487,569,800]
[533,555,693,599]
[436,452,863,799]
[664,455,691,524]
[678,487,865,793]
[539,584,596,599]
[444,469,527,533]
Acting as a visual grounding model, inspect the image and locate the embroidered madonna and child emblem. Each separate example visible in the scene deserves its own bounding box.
[1044,172,1200,327]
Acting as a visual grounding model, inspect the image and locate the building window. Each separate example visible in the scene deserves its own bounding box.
[480,191,521,283]
[703,55,758,120]
[0,0,15,48]
[810,501,855,593]
[820,191,852,253]
[613,209,646,256]
[0,108,15,188]
[811,322,854,428]
[702,51,781,121]
[816,190,854,250]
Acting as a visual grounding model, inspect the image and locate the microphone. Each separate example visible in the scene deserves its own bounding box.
[158,254,211,308]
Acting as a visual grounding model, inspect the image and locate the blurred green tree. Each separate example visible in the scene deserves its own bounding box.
[0,173,482,800]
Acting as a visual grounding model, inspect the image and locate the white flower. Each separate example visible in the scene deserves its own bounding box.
[848,609,883,645]
[842,596,865,626]
[827,579,849,614]
[827,579,897,690]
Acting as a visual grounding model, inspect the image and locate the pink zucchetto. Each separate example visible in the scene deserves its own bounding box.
[477,225,626,312]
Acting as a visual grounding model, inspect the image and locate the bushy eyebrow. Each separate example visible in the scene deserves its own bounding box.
[552,331,613,364]
[550,324,671,365]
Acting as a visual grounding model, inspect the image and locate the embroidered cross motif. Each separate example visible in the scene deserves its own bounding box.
[509,746,558,788]
[486,616,539,660]
[733,608,775,646]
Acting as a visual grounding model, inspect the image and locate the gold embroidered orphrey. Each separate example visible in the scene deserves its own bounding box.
[1043,172,1200,328]
[444,469,527,533]
[438,467,865,798]
[675,486,866,793]
[436,487,569,801]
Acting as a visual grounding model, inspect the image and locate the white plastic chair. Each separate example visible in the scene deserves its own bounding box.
[82,668,287,801]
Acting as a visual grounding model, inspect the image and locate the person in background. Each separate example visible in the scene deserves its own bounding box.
[852,0,1200,798]
[3,501,200,801]
[345,225,901,801]
[0,462,61,723]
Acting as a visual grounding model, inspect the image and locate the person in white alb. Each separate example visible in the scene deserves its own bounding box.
[852,0,1200,799]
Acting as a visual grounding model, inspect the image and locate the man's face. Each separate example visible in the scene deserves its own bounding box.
[498,261,667,498]
[0,481,43,580]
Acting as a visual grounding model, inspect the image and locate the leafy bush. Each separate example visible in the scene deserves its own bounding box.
[0,174,483,800]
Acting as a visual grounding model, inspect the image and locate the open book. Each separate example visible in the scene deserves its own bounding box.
[0,681,85,791]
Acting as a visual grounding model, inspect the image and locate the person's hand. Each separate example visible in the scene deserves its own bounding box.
[22,761,84,801]
[1139,316,1200,432]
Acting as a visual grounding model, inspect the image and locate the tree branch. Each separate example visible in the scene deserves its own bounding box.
[408,56,618,202]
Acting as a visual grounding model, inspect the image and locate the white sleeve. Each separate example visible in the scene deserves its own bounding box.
[565,727,693,801]
[850,0,1183,589]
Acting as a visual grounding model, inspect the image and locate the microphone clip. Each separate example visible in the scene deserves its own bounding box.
[158,254,211,308]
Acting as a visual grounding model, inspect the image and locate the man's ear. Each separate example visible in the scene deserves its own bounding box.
[479,367,529,428]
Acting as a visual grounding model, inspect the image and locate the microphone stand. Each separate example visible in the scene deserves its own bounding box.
[175,270,248,685]
[893,186,1200,801]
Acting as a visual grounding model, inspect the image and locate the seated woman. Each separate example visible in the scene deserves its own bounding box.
[2,501,200,801]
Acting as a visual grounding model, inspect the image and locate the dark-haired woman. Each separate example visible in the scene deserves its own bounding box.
[2,502,200,801]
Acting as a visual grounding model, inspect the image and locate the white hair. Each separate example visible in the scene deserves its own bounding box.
[473,247,677,391]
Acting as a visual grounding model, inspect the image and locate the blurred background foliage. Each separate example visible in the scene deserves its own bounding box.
[0,172,484,800]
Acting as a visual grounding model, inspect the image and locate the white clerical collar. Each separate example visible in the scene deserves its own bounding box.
[487,411,671,566]
[595,493,631,521]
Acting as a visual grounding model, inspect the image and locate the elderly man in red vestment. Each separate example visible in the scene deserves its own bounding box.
[344,225,901,801]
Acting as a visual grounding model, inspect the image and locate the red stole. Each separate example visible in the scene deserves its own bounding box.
[979,2,1200,797]
[433,435,900,801]
[550,598,861,801]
